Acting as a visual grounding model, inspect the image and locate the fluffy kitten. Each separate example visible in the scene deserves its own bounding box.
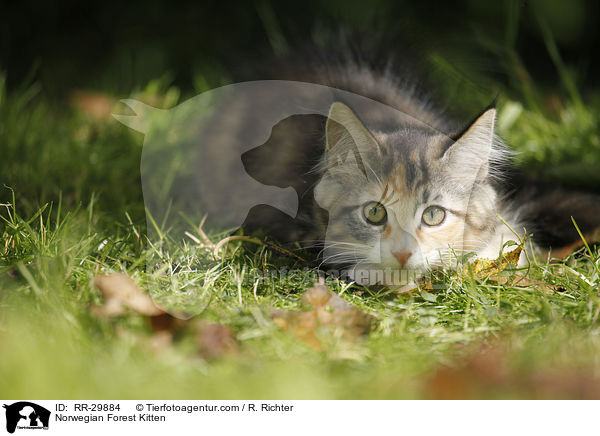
[312,100,521,285]
[239,52,600,286]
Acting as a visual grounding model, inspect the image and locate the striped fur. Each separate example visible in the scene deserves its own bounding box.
[239,49,599,286]
[313,101,524,285]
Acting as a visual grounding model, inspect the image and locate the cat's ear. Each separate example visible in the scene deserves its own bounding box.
[324,102,380,172]
[442,108,496,179]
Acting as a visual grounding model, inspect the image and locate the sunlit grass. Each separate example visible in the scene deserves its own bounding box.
[1,188,600,398]
[1,20,600,397]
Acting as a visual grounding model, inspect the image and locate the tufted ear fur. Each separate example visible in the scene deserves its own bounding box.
[442,108,496,180]
[314,103,381,209]
[323,102,381,175]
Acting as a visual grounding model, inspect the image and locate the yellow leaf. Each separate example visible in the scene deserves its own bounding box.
[467,244,523,279]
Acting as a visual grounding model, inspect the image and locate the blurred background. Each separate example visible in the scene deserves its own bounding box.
[1,0,599,218]
[1,0,599,95]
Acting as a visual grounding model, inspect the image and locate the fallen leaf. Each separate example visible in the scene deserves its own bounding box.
[91,273,241,358]
[272,310,322,350]
[393,274,443,294]
[5,269,18,278]
[396,239,559,296]
[460,239,561,293]
[149,312,187,334]
[193,321,238,359]
[427,341,512,400]
[272,279,372,350]
[70,90,116,120]
[426,340,600,399]
[467,244,523,278]
[487,273,558,294]
[92,273,165,317]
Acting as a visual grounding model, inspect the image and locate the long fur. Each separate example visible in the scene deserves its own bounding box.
[237,40,600,284]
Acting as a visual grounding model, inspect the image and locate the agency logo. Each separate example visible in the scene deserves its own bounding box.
[3,402,50,434]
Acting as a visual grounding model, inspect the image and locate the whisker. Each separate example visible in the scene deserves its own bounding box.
[319,249,368,268]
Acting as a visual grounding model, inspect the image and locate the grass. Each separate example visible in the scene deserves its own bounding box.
[1,190,600,399]
[1,36,600,399]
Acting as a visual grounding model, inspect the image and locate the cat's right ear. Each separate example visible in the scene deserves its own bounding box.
[324,102,380,174]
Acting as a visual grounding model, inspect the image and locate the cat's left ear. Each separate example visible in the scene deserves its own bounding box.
[442,108,496,179]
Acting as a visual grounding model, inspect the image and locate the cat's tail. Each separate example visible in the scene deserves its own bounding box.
[509,183,600,251]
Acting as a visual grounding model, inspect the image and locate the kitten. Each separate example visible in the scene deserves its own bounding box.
[238,51,600,287]
[312,100,520,285]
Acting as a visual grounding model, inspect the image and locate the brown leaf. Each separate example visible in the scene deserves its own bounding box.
[5,269,19,278]
[149,312,187,334]
[272,279,371,350]
[92,274,239,358]
[427,342,512,400]
[70,90,117,120]
[272,310,322,350]
[487,273,558,294]
[92,273,165,317]
[426,340,600,399]
[193,321,238,359]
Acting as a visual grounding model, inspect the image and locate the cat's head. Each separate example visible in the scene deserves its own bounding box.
[314,101,506,285]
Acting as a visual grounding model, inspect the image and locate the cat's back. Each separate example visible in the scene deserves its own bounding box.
[242,41,453,134]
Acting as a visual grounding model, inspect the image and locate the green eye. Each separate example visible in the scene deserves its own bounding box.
[422,206,446,226]
[362,201,387,225]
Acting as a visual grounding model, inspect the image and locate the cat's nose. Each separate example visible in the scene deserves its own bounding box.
[393,251,412,266]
